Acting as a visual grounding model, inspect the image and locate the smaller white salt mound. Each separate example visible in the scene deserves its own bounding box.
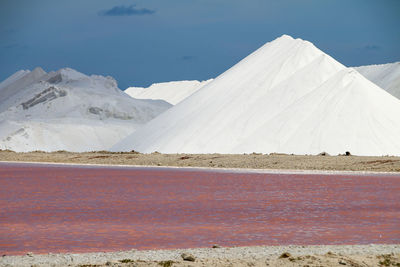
[355,62,400,99]
[0,67,171,152]
[125,79,213,105]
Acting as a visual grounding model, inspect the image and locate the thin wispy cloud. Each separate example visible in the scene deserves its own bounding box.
[0,28,17,35]
[180,56,196,61]
[3,44,19,49]
[364,44,381,51]
[2,43,27,50]
[99,5,155,16]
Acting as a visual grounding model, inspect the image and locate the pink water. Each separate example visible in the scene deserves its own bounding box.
[0,163,399,255]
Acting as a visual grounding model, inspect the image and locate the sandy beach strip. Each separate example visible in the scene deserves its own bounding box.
[1,244,399,267]
[1,150,400,173]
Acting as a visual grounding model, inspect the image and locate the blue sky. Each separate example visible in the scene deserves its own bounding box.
[1,0,399,89]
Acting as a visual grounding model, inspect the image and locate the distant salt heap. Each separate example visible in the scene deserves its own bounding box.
[125,79,213,105]
[0,67,171,152]
[355,62,400,99]
[112,35,400,156]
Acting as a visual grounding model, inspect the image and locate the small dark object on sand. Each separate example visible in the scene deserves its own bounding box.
[279,252,292,258]
[181,253,195,262]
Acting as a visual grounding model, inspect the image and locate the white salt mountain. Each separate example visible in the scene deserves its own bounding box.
[125,79,213,105]
[112,35,400,156]
[355,62,400,99]
[0,67,171,152]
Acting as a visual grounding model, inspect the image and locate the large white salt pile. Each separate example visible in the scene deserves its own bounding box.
[112,35,400,156]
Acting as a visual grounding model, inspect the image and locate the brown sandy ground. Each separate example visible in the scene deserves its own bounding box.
[1,245,399,267]
[1,150,400,172]
[79,253,400,267]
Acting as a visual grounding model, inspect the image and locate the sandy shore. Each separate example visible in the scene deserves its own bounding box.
[1,244,399,267]
[1,150,400,172]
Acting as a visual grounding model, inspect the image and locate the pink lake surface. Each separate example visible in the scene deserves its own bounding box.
[0,162,399,255]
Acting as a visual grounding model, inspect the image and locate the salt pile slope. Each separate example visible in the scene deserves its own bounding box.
[355,62,400,99]
[0,68,171,152]
[0,67,47,106]
[0,69,30,90]
[113,35,400,156]
[125,79,213,105]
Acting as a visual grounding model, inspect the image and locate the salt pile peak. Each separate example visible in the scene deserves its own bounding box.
[0,69,31,90]
[0,67,47,110]
[112,35,400,156]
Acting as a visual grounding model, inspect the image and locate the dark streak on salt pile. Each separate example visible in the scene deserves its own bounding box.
[0,162,399,255]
